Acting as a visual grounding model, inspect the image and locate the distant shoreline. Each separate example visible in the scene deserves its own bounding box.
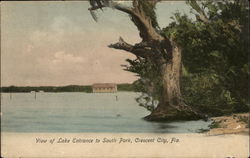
[0,83,138,93]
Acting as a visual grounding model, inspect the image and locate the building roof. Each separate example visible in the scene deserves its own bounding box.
[92,83,117,88]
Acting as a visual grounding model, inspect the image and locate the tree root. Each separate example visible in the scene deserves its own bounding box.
[144,104,208,122]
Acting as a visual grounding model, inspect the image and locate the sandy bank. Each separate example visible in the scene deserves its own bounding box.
[206,113,249,135]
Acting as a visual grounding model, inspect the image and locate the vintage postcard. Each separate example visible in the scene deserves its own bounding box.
[1,0,249,157]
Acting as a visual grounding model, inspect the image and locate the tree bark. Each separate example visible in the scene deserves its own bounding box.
[144,42,205,121]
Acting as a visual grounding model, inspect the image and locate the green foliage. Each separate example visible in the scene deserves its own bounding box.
[123,58,162,99]
[126,0,249,116]
[209,120,221,129]
[122,58,162,111]
[117,83,137,91]
[162,0,249,116]
[182,73,236,116]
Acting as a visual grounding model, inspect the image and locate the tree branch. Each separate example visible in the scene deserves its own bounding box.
[108,37,152,58]
[88,0,171,60]
[129,0,164,42]
[188,0,210,24]
[89,0,164,42]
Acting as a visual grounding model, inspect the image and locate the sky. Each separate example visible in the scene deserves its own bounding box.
[1,1,193,86]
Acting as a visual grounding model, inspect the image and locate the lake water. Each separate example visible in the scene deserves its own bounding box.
[1,92,211,133]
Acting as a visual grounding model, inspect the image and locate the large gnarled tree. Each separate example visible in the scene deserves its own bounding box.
[88,0,208,121]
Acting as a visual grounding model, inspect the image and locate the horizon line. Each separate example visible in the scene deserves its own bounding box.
[0,82,134,87]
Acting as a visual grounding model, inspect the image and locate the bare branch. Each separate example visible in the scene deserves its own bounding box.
[188,0,210,24]
[89,0,164,42]
[108,37,152,58]
[112,1,163,42]
[112,2,135,15]
[90,10,98,22]
[88,5,105,11]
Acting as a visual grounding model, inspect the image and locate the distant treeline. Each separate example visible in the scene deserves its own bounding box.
[0,83,137,93]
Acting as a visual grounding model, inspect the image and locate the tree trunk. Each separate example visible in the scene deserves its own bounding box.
[92,0,208,121]
[145,43,205,121]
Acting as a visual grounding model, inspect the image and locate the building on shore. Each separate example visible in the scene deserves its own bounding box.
[92,83,117,93]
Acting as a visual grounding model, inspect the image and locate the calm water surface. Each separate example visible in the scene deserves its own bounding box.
[1,92,211,133]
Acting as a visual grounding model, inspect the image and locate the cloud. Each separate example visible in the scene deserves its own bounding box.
[52,51,85,64]
[2,4,140,86]
[28,16,85,48]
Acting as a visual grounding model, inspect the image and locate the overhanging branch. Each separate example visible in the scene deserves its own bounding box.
[88,0,164,42]
[108,37,152,58]
[111,1,164,42]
